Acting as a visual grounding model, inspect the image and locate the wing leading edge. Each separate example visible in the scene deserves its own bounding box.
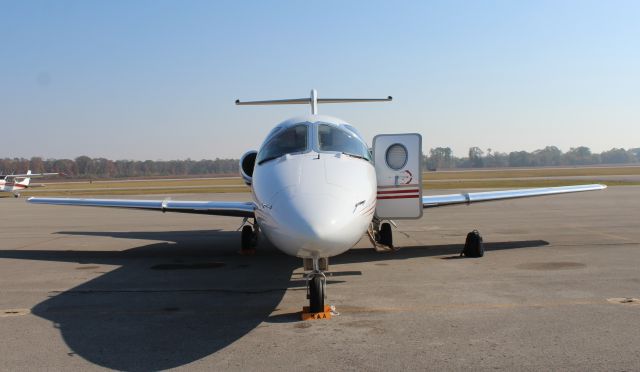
[27,197,255,217]
[27,184,606,215]
[422,184,606,208]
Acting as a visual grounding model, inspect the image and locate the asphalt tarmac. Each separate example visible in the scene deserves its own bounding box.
[1,187,639,371]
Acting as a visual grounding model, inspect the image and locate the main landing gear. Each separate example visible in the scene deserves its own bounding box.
[369,217,485,258]
[368,218,395,252]
[13,193,20,198]
[240,219,258,255]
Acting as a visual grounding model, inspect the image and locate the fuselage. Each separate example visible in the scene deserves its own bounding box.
[0,179,28,193]
[251,114,377,259]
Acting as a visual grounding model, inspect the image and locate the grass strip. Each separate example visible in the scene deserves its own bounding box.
[423,166,640,180]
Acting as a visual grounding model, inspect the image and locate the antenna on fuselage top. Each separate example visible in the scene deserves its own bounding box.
[235,89,392,115]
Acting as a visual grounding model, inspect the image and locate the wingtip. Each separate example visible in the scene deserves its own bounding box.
[587,184,607,190]
[583,183,607,190]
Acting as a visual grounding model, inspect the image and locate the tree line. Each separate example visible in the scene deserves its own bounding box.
[1,146,639,178]
[425,146,640,170]
[0,156,238,178]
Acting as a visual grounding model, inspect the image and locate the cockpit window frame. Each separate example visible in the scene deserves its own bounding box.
[256,121,372,166]
[315,122,371,162]
[256,123,311,165]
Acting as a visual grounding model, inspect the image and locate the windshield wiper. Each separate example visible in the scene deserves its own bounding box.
[342,152,369,161]
[257,155,281,165]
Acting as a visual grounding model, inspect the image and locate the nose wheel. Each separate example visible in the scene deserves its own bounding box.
[308,274,325,313]
[306,258,327,313]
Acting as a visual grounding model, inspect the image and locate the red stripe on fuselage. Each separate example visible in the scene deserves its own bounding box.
[377,195,420,200]
[377,189,420,195]
[377,184,420,189]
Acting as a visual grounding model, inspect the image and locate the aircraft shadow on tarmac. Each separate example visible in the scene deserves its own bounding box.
[0,230,548,371]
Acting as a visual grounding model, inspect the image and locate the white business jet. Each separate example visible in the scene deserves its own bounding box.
[28,90,606,312]
[1,170,59,197]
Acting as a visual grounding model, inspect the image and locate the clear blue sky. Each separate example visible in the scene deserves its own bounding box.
[1,0,638,160]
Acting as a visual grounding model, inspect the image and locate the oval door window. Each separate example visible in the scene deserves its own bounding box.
[385,143,408,170]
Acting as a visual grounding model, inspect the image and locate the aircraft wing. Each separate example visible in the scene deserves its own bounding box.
[12,172,60,178]
[422,184,606,208]
[27,197,255,217]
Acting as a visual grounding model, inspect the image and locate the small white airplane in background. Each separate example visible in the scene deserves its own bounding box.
[1,170,59,198]
[28,90,606,313]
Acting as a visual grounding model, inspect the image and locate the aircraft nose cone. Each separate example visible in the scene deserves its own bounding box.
[266,191,366,257]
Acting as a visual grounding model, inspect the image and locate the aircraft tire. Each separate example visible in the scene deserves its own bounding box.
[463,230,484,257]
[241,225,253,251]
[309,275,324,313]
[379,222,393,247]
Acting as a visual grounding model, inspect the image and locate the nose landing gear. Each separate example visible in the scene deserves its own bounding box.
[307,272,326,313]
[305,257,328,314]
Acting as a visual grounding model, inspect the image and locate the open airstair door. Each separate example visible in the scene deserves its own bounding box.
[373,133,423,219]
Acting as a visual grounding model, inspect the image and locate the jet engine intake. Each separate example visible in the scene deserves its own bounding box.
[240,150,257,185]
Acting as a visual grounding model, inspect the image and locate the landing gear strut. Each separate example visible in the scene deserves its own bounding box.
[306,258,326,313]
[240,220,258,255]
[462,230,484,257]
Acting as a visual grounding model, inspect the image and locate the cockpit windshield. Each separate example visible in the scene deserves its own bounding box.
[318,124,371,161]
[257,124,308,164]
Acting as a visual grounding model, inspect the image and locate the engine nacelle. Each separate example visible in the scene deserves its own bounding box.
[239,150,257,186]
